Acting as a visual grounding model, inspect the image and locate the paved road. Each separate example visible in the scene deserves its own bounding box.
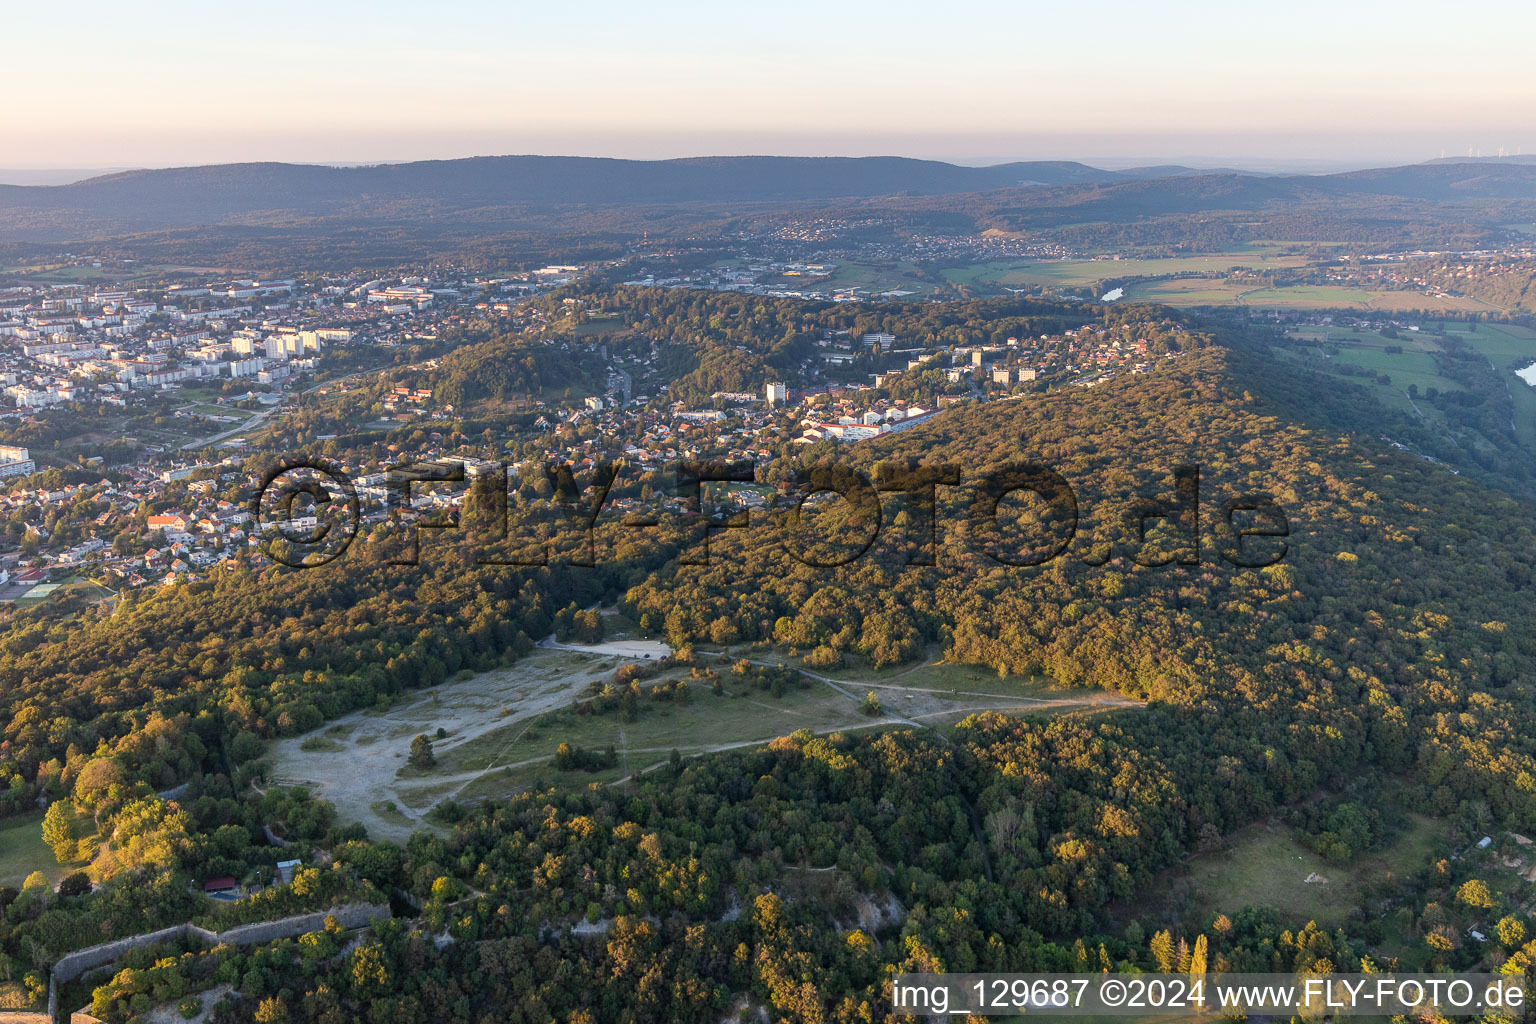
[178,367,377,451]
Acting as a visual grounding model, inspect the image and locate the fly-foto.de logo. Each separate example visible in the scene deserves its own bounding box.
[250,456,1291,570]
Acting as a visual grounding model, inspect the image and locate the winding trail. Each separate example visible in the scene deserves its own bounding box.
[273,639,1138,847]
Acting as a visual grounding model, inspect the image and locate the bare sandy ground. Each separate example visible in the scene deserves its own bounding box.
[268,647,626,841]
[270,641,1137,842]
[537,637,673,658]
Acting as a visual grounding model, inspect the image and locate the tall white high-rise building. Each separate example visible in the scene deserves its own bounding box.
[765,381,787,407]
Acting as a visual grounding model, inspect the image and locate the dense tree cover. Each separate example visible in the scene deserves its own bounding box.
[0,506,684,990]
[430,330,601,408]
[541,286,1090,401]
[163,305,1536,1021]
[9,292,1536,1018]
[0,522,673,801]
[129,727,1438,1024]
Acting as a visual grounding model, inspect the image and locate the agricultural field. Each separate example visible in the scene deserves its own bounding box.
[1,260,191,284]
[943,250,1313,291]
[1278,326,1463,418]
[1123,278,1254,305]
[1127,279,1505,311]
[1281,322,1536,445]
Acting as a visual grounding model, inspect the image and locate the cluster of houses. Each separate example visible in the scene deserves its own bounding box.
[0,269,561,417]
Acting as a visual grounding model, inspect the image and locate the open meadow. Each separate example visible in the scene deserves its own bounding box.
[271,639,1138,838]
[1279,322,1536,444]
[1173,813,1447,931]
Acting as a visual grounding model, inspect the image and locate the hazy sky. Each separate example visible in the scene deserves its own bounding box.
[7,0,1536,171]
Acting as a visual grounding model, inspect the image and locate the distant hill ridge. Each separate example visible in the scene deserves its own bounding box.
[1,154,1534,241]
[0,155,1145,215]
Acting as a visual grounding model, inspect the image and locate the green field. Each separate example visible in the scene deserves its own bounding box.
[434,679,880,781]
[1279,326,1468,419]
[1332,346,1457,395]
[1178,813,1447,930]
[1445,322,1536,447]
[1284,322,1536,446]
[1125,278,1507,311]
[1240,285,1380,307]
[944,251,1313,291]
[0,812,64,888]
[1124,278,1253,305]
[3,261,190,284]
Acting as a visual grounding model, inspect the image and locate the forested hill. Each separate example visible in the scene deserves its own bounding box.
[0,156,1137,236]
[630,338,1536,711]
[3,155,1536,243]
[8,304,1536,1018]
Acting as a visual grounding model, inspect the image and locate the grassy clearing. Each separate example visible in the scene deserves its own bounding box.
[1284,322,1536,442]
[825,661,1062,700]
[1125,279,1252,304]
[369,801,414,828]
[570,319,630,338]
[1372,291,1503,312]
[1331,347,1456,395]
[432,681,861,779]
[1180,813,1446,929]
[1241,285,1378,307]
[396,780,462,811]
[0,812,64,888]
[1286,325,1443,351]
[276,639,1131,835]
[188,403,254,419]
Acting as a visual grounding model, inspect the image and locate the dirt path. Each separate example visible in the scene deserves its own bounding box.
[273,643,1139,841]
[268,648,618,840]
